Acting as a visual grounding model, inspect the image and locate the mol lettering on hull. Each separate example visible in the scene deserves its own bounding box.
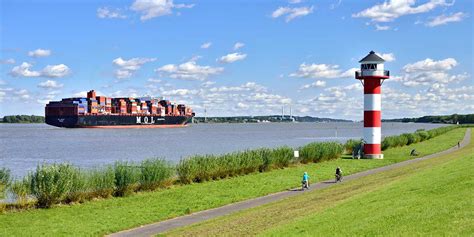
[136,116,165,124]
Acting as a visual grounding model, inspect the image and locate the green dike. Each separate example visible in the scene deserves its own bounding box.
[166,129,472,237]
[0,128,466,236]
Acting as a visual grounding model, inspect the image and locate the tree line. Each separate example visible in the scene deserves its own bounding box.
[383,114,474,124]
[1,115,45,123]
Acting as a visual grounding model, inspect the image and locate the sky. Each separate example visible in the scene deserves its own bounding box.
[0,0,473,119]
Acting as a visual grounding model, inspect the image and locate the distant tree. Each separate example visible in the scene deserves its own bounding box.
[1,115,45,123]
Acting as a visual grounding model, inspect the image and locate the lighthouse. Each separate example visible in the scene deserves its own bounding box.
[355,51,390,159]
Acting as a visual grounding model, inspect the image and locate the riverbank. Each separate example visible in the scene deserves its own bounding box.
[0,128,466,236]
[166,129,473,236]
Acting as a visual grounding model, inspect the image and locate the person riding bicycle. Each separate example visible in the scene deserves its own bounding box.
[335,167,342,182]
[302,172,310,189]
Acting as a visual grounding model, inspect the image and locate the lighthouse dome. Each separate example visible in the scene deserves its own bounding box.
[359,51,385,63]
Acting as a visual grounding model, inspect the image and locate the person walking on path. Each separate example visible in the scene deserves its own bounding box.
[302,172,310,190]
[458,141,460,148]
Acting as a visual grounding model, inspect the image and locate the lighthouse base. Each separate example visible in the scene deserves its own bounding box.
[364,154,384,159]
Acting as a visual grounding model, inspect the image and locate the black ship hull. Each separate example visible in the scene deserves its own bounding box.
[45,115,192,128]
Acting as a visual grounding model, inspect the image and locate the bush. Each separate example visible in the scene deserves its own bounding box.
[113,161,139,197]
[416,130,430,141]
[139,158,174,191]
[88,167,115,199]
[29,163,78,207]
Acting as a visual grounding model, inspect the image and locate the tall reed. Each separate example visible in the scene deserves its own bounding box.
[87,167,115,199]
[139,158,174,191]
[113,161,139,197]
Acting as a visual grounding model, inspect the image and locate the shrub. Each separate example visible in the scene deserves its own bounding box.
[29,163,78,208]
[88,167,115,199]
[113,161,139,197]
[416,130,430,141]
[139,158,174,191]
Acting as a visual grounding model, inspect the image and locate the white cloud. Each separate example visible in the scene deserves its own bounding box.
[112,57,156,80]
[147,78,162,83]
[217,52,247,64]
[11,62,70,78]
[271,6,314,22]
[201,42,212,49]
[41,64,70,78]
[146,81,291,116]
[10,62,42,77]
[340,67,358,78]
[300,80,326,89]
[0,58,15,64]
[28,49,51,58]
[397,58,467,87]
[233,42,245,51]
[290,63,354,79]
[378,52,396,62]
[36,91,61,104]
[131,0,194,21]
[403,58,456,73]
[156,60,224,81]
[14,89,30,99]
[97,7,127,19]
[375,24,390,31]
[426,12,467,27]
[38,80,64,89]
[353,0,453,22]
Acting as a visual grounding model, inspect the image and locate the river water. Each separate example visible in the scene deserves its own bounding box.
[0,122,445,177]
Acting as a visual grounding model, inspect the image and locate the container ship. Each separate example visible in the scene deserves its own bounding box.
[45,90,194,128]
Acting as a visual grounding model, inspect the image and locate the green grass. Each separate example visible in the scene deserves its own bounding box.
[166,129,472,236]
[0,128,466,236]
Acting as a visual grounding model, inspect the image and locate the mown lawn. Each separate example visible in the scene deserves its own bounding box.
[166,129,472,236]
[0,128,466,236]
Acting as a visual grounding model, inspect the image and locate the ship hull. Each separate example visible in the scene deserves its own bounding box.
[45,115,191,128]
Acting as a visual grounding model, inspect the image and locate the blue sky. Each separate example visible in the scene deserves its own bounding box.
[0,0,472,119]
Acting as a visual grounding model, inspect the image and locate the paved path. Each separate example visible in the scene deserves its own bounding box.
[109,129,471,237]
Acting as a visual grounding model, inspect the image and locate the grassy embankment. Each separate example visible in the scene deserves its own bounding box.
[167,129,473,236]
[0,128,466,236]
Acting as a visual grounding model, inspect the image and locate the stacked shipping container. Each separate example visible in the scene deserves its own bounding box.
[46,90,194,117]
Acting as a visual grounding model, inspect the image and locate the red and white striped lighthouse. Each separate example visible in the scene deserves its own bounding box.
[355,51,390,159]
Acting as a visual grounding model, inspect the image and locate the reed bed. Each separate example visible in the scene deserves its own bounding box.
[0,168,11,198]
[176,147,295,184]
[299,142,344,164]
[381,126,457,150]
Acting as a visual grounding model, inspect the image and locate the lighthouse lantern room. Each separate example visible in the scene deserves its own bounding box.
[355,51,390,159]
